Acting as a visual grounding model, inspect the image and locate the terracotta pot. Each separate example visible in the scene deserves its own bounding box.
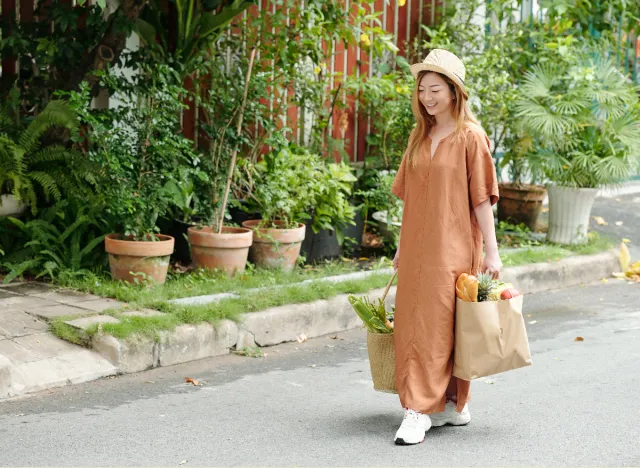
[497,183,547,230]
[241,220,306,272]
[188,226,253,276]
[104,234,174,284]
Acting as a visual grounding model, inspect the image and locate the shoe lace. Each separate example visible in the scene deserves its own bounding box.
[402,408,422,428]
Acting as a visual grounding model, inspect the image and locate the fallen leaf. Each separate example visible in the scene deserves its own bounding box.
[554,357,563,361]
[526,314,532,318]
[602,278,608,283]
[146,380,155,384]
[616,198,622,202]
[330,335,338,339]
[484,379,495,385]
[574,336,584,342]
[622,238,631,243]
[541,207,549,213]
[620,242,631,272]
[358,257,370,261]
[310,364,317,368]
[528,320,537,325]
[296,334,308,343]
[592,216,608,225]
[184,377,201,386]
[179,460,187,465]
[615,221,624,226]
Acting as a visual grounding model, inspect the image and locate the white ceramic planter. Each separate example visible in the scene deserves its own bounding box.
[0,194,27,217]
[372,210,402,240]
[546,185,598,245]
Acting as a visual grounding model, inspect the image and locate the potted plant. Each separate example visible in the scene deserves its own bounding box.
[186,49,258,276]
[0,97,83,217]
[161,165,213,266]
[496,129,548,231]
[67,60,205,284]
[301,161,358,263]
[357,169,403,244]
[239,148,325,271]
[516,52,640,244]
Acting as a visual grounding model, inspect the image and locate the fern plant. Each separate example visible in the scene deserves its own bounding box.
[0,97,90,213]
[515,51,640,188]
[0,199,109,283]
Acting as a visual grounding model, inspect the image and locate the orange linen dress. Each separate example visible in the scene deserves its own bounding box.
[391,126,499,414]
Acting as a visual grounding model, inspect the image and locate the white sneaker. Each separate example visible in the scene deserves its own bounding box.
[394,408,431,445]
[429,400,471,427]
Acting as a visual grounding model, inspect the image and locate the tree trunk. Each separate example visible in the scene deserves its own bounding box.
[66,0,150,95]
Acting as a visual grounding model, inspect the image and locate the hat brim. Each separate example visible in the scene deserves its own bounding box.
[410,63,468,99]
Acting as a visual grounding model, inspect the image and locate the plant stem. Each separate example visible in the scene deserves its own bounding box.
[323,82,343,156]
[217,47,258,234]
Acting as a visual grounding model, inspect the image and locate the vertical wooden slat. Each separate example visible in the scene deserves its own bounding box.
[286,2,298,143]
[386,0,394,46]
[356,1,371,162]
[21,0,34,22]
[418,0,424,42]
[330,2,346,162]
[1,0,18,92]
[344,0,357,163]
[405,0,412,46]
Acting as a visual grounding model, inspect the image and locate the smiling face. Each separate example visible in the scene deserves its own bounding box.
[418,72,455,118]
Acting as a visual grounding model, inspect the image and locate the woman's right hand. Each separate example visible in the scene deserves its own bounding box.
[393,249,400,271]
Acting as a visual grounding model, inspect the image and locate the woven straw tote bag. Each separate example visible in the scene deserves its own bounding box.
[366,272,397,394]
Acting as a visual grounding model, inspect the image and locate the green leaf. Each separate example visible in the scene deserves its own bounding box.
[135,19,158,48]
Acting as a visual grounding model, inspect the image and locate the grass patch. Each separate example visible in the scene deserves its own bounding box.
[50,271,396,342]
[56,258,388,304]
[48,233,613,343]
[501,232,613,266]
[49,320,89,347]
[233,346,265,358]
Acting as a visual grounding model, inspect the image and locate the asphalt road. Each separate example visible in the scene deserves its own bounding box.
[589,192,640,258]
[1,280,639,467]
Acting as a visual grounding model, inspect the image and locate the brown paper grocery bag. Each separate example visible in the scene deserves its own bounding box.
[453,295,532,380]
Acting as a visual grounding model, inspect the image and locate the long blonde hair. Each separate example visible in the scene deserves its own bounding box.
[406,71,481,168]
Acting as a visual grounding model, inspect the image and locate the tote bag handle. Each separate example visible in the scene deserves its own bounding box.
[382,271,398,302]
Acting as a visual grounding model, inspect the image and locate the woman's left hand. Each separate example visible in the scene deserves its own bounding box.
[482,250,502,279]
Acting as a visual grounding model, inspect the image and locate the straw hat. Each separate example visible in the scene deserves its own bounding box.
[410,49,468,99]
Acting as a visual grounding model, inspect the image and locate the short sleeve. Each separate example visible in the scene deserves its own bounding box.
[466,129,499,208]
[391,152,407,201]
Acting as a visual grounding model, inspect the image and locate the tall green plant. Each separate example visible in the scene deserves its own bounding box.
[136,0,256,76]
[0,98,93,213]
[66,58,211,238]
[515,51,640,188]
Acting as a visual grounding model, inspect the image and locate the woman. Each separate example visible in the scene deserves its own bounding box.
[391,49,501,445]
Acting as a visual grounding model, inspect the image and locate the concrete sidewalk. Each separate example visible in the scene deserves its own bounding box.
[0,283,118,399]
[0,249,621,401]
